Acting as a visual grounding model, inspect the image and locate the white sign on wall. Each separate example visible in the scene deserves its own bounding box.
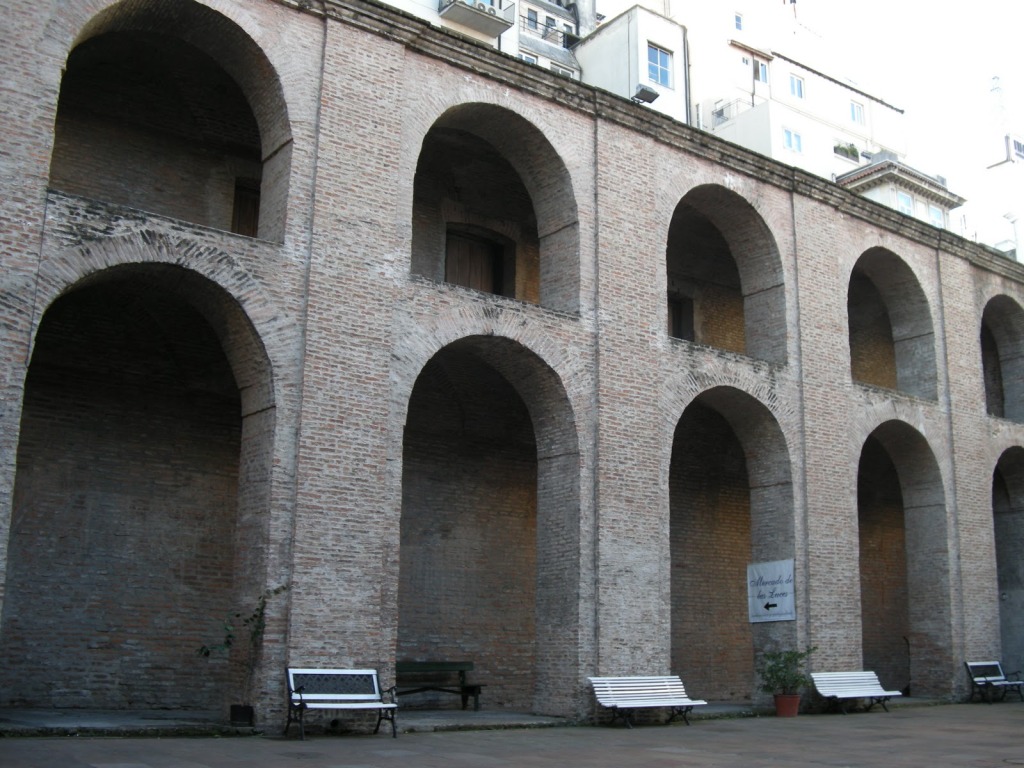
[747,558,796,623]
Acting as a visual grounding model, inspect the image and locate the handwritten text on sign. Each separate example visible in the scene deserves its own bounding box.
[747,559,796,623]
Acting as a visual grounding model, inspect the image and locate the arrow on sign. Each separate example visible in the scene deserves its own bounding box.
[764,602,778,610]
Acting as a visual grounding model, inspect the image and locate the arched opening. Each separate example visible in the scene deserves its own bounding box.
[981,295,1024,422]
[848,248,937,399]
[399,336,580,715]
[857,421,950,696]
[666,185,787,364]
[0,264,275,714]
[670,387,794,702]
[49,0,292,242]
[993,446,1024,674]
[411,104,580,313]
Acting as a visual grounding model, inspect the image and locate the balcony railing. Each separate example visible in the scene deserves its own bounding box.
[519,16,579,49]
[439,0,515,37]
[710,99,751,128]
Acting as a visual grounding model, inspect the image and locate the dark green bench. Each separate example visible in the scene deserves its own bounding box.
[395,661,485,710]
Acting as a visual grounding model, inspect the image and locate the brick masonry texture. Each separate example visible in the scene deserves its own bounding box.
[0,0,1022,726]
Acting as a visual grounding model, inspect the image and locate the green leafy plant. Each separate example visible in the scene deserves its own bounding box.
[833,142,859,161]
[197,584,290,691]
[756,646,817,695]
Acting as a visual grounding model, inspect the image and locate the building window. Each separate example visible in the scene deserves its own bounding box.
[850,101,865,124]
[896,191,913,215]
[929,205,944,228]
[790,74,804,98]
[754,58,768,83]
[668,295,695,341]
[519,53,538,64]
[231,179,260,237]
[527,8,537,28]
[735,12,743,30]
[783,128,802,153]
[648,43,671,87]
[550,63,574,78]
[1013,137,1024,160]
[446,230,509,296]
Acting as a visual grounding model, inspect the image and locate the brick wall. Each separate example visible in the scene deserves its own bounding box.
[399,352,538,709]
[670,401,753,701]
[0,279,241,709]
[0,0,1022,723]
[857,436,910,692]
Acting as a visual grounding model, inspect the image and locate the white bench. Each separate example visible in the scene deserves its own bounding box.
[589,675,707,727]
[811,671,902,713]
[965,661,1024,703]
[284,668,398,739]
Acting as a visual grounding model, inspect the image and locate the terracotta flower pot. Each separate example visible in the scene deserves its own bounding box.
[773,693,801,717]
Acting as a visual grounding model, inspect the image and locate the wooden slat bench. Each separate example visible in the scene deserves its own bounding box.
[965,661,1024,703]
[395,661,485,710]
[589,675,707,728]
[284,668,398,739]
[811,671,902,713]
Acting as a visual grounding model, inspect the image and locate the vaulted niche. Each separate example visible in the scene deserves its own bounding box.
[399,336,581,715]
[48,0,292,241]
[411,104,580,312]
[981,295,1024,422]
[993,447,1024,677]
[670,387,794,703]
[1,264,275,713]
[857,421,950,696]
[847,248,936,399]
[666,185,787,364]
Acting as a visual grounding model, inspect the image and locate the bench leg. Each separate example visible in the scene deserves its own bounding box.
[374,708,397,738]
[284,703,307,740]
[460,686,482,711]
[667,705,692,726]
[607,708,633,728]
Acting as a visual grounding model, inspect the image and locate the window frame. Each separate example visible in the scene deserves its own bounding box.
[754,58,768,83]
[789,74,804,99]
[850,100,865,125]
[527,8,537,29]
[648,43,672,88]
[896,191,914,215]
[783,128,802,153]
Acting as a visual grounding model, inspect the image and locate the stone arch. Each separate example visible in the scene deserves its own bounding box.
[847,248,937,399]
[0,256,279,715]
[857,420,950,697]
[670,385,795,703]
[398,334,581,716]
[666,184,787,365]
[48,0,292,242]
[410,103,580,313]
[993,446,1024,675]
[981,295,1024,422]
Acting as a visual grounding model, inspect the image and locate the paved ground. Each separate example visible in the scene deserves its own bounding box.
[0,702,1022,767]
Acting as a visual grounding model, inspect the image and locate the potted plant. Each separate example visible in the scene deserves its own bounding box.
[197,584,289,726]
[756,646,816,717]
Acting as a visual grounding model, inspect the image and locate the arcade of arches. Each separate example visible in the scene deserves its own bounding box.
[0,0,1022,723]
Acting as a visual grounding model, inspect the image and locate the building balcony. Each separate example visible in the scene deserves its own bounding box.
[439,0,515,37]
